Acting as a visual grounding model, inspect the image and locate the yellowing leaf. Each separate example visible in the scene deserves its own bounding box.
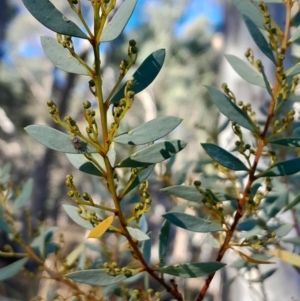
[87,216,114,239]
[269,249,300,267]
[231,248,274,264]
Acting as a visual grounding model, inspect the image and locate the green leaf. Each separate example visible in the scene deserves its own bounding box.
[13,178,33,211]
[290,25,300,43]
[225,55,265,88]
[161,186,202,203]
[66,154,103,177]
[273,223,293,238]
[243,15,276,64]
[25,125,97,153]
[41,37,90,75]
[116,140,186,168]
[0,163,11,184]
[237,219,257,231]
[111,49,166,104]
[114,116,182,145]
[62,205,93,229]
[0,258,28,281]
[127,227,149,241]
[270,137,300,147]
[65,269,128,286]
[264,192,288,218]
[282,237,300,245]
[206,86,257,132]
[163,212,224,233]
[0,206,11,233]
[201,143,248,171]
[231,0,265,29]
[158,220,170,267]
[258,158,300,177]
[101,0,137,42]
[252,0,282,2]
[292,12,300,27]
[284,193,300,212]
[21,0,87,39]
[286,64,300,78]
[142,237,151,265]
[260,62,273,96]
[158,262,225,278]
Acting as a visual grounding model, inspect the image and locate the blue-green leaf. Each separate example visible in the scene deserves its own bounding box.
[225,55,265,88]
[127,227,149,241]
[237,219,257,231]
[258,158,300,177]
[260,62,273,96]
[283,193,300,212]
[201,143,248,171]
[162,212,224,233]
[111,49,166,104]
[13,178,33,211]
[206,86,257,132]
[66,154,103,177]
[158,220,170,267]
[270,137,300,147]
[0,206,11,233]
[0,258,28,281]
[114,116,182,145]
[161,186,202,203]
[158,262,225,278]
[0,163,11,184]
[252,0,283,2]
[290,25,300,43]
[41,37,90,75]
[142,237,151,265]
[116,140,186,168]
[62,205,93,229]
[282,237,300,245]
[25,125,97,153]
[101,0,137,42]
[286,64,300,78]
[21,0,88,39]
[65,269,128,286]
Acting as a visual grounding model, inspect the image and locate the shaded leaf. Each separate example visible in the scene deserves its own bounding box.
[161,186,202,203]
[282,237,300,246]
[284,193,300,212]
[270,137,300,147]
[111,49,166,104]
[263,192,288,218]
[41,37,90,75]
[116,140,186,168]
[237,219,257,231]
[260,62,273,96]
[286,64,300,78]
[251,268,277,282]
[127,227,149,241]
[290,25,300,43]
[158,220,170,267]
[225,54,265,88]
[0,258,28,281]
[269,249,300,267]
[0,206,11,233]
[114,116,182,145]
[163,212,224,233]
[65,269,128,286]
[201,143,248,171]
[101,0,137,42]
[63,205,93,229]
[159,262,225,278]
[66,154,103,177]
[13,178,33,211]
[258,158,300,177]
[206,86,257,132]
[253,0,282,2]
[142,236,151,265]
[25,125,97,153]
[22,0,87,38]
[88,216,114,238]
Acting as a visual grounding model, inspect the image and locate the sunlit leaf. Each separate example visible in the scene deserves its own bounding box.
[111,49,166,104]
[158,220,170,267]
[201,143,248,171]
[251,268,277,282]
[286,64,300,78]
[206,86,257,132]
[158,262,225,278]
[225,55,265,88]
[41,37,90,75]
[22,0,87,38]
[64,244,85,268]
[284,193,300,212]
[163,212,224,233]
[0,258,28,281]
[270,137,300,147]
[114,116,182,145]
[101,0,137,42]
[232,248,274,264]
[116,140,186,168]
[282,237,300,245]
[13,178,33,211]
[62,205,93,229]
[87,216,114,238]
[269,249,300,267]
[65,269,128,286]
[272,223,293,237]
[290,25,300,43]
[25,125,97,153]
[258,158,300,177]
[127,227,149,241]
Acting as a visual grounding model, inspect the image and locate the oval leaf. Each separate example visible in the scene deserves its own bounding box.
[162,211,224,233]
[225,54,265,88]
[201,143,248,171]
[111,49,166,104]
[88,216,114,238]
[13,178,33,211]
[258,157,300,177]
[116,140,187,168]
[114,116,182,145]
[161,186,203,203]
[63,205,93,229]
[158,262,225,278]
[25,125,97,153]
[269,249,300,267]
[158,220,170,267]
[21,0,87,39]
[206,86,257,132]
[127,227,149,241]
[101,0,137,42]
[41,37,90,75]
[0,258,28,281]
[65,269,128,286]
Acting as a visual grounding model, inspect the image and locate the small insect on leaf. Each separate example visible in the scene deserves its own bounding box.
[87,216,114,239]
[71,136,88,153]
